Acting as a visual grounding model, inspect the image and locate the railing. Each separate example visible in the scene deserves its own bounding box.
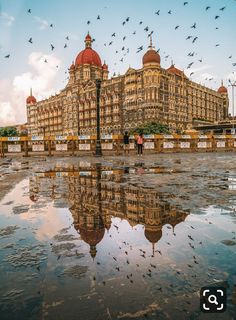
[0,134,236,157]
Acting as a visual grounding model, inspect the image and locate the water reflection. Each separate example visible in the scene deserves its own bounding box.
[29,163,189,258]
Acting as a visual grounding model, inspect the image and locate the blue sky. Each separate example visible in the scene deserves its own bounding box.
[0,0,236,125]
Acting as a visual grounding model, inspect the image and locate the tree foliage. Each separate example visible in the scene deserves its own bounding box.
[130,121,170,135]
[0,127,18,137]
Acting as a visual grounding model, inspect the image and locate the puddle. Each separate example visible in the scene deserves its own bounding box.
[0,154,236,319]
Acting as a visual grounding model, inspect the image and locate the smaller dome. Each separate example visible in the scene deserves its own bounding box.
[85,33,92,41]
[143,49,160,65]
[26,88,37,104]
[218,85,227,94]
[167,64,186,77]
[102,62,108,70]
[70,62,75,70]
[26,95,37,104]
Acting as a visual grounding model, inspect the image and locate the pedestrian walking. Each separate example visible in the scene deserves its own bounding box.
[136,133,144,156]
[123,131,130,155]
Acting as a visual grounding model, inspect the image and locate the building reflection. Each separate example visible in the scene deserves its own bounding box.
[29,163,189,257]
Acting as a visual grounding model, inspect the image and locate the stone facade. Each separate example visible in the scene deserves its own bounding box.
[26,33,229,136]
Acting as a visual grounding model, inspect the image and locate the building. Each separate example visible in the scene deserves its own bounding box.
[26,33,229,136]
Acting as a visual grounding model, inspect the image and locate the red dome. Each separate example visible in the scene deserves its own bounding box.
[143,49,160,65]
[75,48,102,67]
[79,227,105,246]
[218,86,227,94]
[26,95,37,104]
[75,33,102,67]
[69,62,75,70]
[144,228,162,244]
[167,64,186,77]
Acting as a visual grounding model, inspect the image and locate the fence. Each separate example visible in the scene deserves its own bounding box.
[1,134,236,157]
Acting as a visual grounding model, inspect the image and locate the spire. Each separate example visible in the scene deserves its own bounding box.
[148,35,154,49]
[30,88,32,96]
[152,243,155,257]
[171,59,174,66]
[221,79,223,86]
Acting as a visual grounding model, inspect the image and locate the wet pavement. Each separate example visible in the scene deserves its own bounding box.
[0,152,236,320]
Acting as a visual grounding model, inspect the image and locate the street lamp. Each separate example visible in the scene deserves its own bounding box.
[229,79,236,131]
[95,79,102,157]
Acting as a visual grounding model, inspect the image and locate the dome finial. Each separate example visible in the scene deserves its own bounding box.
[85,32,92,48]
[221,79,223,86]
[30,87,32,96]
[171,59,174,66]
[148,34,153,49]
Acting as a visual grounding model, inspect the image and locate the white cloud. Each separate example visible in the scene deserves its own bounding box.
[0,12,15,26]
[33,16,49,30]
[0,52,61,127]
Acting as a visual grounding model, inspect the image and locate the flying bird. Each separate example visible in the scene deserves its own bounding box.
[27,9,31,13]
[64,43,67,48]
[192,37,198,43]
[215,15,220,19]
[50,24,53,28]
[87,20,90,25]
[65,36,69,40]
[219,6,226,11]
[155,10,160,15]
[186,35,192,40]
[205,6,211,11]
[126,17,130,22]
[4,54,10,58]
[168,10,172,14]
[50,44,55,50]
[97,15,100,19]
[144,26,149,32]
[112,33,116,37]
[183,1,188,5]
[191,22,196,29]
[28,37,33,44]
[175,25,180,30]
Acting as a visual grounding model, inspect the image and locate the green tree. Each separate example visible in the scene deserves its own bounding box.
[0,127,18,137]
[130,121,170,135]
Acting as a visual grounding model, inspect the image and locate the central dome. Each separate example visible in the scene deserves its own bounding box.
[142,36,161,65]
[75,33,102,67]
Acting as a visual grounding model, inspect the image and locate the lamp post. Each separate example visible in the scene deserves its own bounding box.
[95,79,102,157]
[229,79,236,131]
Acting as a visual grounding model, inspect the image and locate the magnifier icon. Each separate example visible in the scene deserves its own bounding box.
[208,295,218,305]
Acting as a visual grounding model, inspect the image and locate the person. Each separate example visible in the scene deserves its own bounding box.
[136,133,144,156]
[123,131,130,155]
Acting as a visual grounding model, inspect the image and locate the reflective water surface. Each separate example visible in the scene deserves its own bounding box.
[0,154,236,319]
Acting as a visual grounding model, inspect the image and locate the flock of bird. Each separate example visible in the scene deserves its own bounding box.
[1,2,235,84]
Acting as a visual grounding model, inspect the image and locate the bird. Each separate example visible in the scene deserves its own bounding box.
[44,59,48,63]
[65,36,69,40]
[122,21,126,26]
[4,54,10,58]
[50,24,53,28]
[155,10,160,15]
[87,20,90,25]
[188,235,194,241]
[139,21,143,25]
[183,1,188,5]
[113,257,117,261]
[27,9,31,13]
[220,6,226,11]
[191,22,196,29]
[112,32,116,37]
[168,10,172,14]
[190,72,194,76]
[144,26,149,32]
[123,36,126,41]
[97,15,100,19]
[186,36,192,40]
[64,43,67,48]
[205,6,211,11]
[198,58,203,62]
[28,37,33,44]
[50,44,55,51]
[192,37,198,43]
[215,15,220,19]
[215,44,220,47]
[120,58,124,62]
[126,17,130,22]
[132,31,136,35]
[232,63,236,67]
[137,46,143,52]
[175,25,180,30]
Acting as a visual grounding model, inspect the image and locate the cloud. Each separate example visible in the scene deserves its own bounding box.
[0,52,61,127]
[0,12,15,26]
[33,16,49,30]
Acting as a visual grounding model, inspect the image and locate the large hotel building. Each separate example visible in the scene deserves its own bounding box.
[26,33,229,136]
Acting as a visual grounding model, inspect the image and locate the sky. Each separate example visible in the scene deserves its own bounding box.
[0,0,236,126]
